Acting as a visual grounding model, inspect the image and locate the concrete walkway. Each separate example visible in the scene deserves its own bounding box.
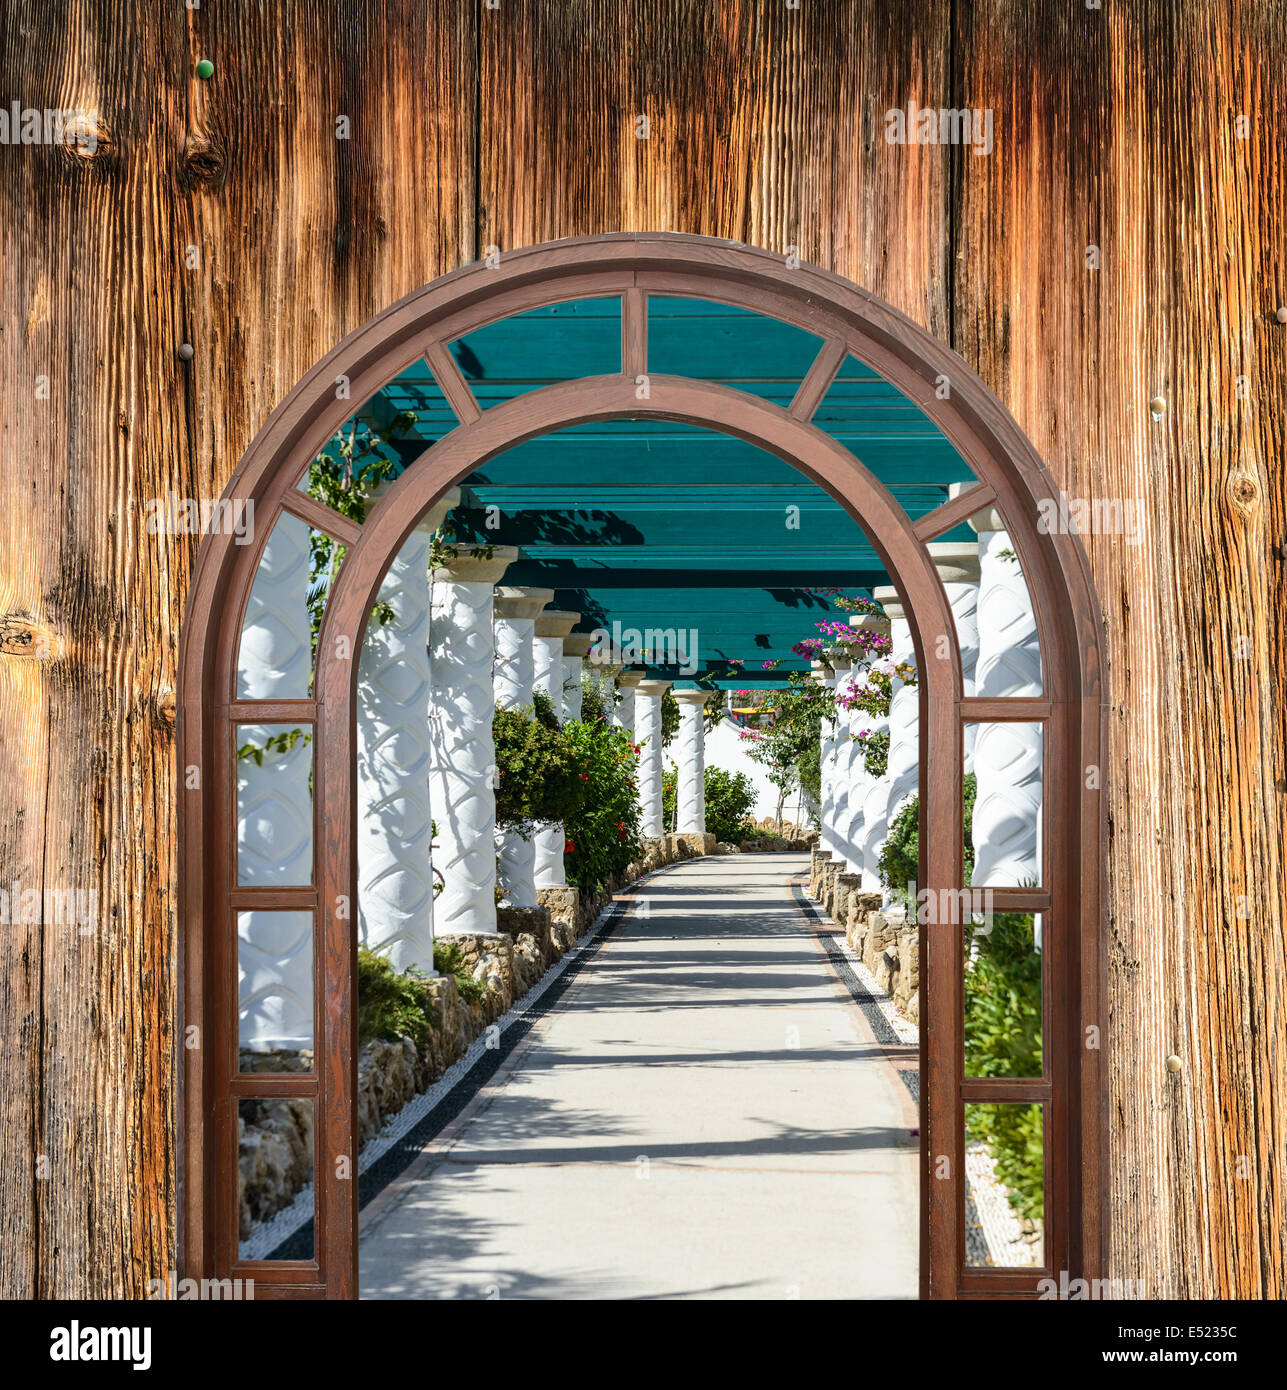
[360,853,919,1299]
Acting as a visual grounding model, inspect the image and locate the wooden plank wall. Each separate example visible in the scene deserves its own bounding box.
[0,0,1281,1297]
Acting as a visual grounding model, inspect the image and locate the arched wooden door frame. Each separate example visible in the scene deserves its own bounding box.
[178,233,1107,1300]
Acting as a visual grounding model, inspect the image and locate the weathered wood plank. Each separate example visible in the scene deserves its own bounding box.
[0,0,475,1297]
[478,0,953,334]
[953,0,1287,1297]
[1,0,1283,1300]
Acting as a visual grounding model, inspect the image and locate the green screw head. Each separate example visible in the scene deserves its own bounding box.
[195,59,214,80]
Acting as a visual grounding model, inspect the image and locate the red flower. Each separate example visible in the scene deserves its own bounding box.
[564,839,576,854]
[579,773,589,781]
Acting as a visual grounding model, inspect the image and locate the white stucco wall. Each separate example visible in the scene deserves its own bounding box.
[703,718,807,824]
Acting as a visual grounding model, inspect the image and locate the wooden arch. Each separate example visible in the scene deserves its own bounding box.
[178,233,1106,1299]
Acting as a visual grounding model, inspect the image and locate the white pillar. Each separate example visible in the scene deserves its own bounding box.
[673,688,709,834]
[969,503,1044,886]
[562,633,593,721]
[356,487,460,974]
[236,512,314,1051]
[812,658,838,863]
[429,545,518,935]
[858,589,903,892]
[934,520,983,773]
[614,668,643,730]
[842,613,892,875]
[532,609,580,889]
[635,679,670,837]
[876,590,918,906]
[823,648,853,869]
[492,586,554,908]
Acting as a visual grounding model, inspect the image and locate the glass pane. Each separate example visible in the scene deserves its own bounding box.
[449,296,622,409]
[296,366,457,500]
[965,722,1043,888]
[646,295,822,396]
[814,356,977,491]
[237,1096,315,1261]
[237,909,314,1065]
[963,912,1043,1079]
[964,1102,1045,1268]
[974,524,1044,697]
[236,723,314,886]
[236,513,340,699]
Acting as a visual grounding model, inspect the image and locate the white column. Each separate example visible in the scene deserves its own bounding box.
[428,545,518,936]
[877,589,918,906]
[823,648,853,869]
[934,519,983,773]
[842,613,892,875]
[969,503,1044,886]
[858,589,904,892]
[562,633,593,721]
[492,586,554,908]
[356,487,461,974]
[614,668,643,730]
[532,609,581,889]
[812,658,838,862]
[236,513,314,1051]
[635,679,670,837]
[673,688,709,834]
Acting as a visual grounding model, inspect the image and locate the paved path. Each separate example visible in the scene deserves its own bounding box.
[360,853,919,1299]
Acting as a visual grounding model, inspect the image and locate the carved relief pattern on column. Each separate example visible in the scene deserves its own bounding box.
[493,612,538,906]
[532,628,571,888]
[235,514,314,1046]
[972,527,1044,886]
[237,910,313,1052]
[237,512,312,699]
[842,687,869,874]
[493,616,534,712]
[882,616,920,838]
[356,529,436,973]
[826,656,852,867]
[953,579,982,774]
[635,685,667,838]
[815,666,837,860]
[675,693,706,834]
[429,578,501,934]
[561,656,583,721]
[613,685,636,730]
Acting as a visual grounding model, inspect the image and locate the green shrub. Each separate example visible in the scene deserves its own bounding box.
[432,938,488,1005]
[492,704,587,833]
[357,943,491,1045]
[966,1098,1045,1224]
[356,947,433,1047]
[877,774,977,908]
[531,688,561,730]
[875,774,1043,1222]
[963,907,1043,1219]
[661,764,758,842]
[563,720,643,891]
[579,674,614,725]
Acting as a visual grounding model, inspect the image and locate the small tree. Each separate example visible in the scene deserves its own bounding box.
[740,673,827,825]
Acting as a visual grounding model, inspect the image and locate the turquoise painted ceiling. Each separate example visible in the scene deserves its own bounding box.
[318,295,977,682]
